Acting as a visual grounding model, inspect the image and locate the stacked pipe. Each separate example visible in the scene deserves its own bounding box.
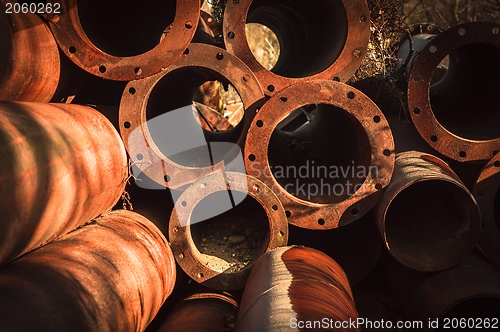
[2,0,500,330]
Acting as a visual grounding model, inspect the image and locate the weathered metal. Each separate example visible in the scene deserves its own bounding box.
[223,0,370,95]
[407,22,500,162]
[287,212,382,285]
[244,80,395,229]
[169,171,288,291]
[384,253,500,331]
[0,4,60,101]
[47,0,199,81]
[373,151,481,272]
[0,210,176,332]
[473,153,500,266]
[236,246,360,331]
[120,43,265,189]
[158,293,238,332]
[0,102,128,265]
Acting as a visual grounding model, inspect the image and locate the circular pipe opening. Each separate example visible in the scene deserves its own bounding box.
[430,43,500,140]
[146,68,244,167]
[245,0,348,78]
[443,298,500,320]
[78,0,176,57]
[267,104,371,204]
[385,181,480,269]
[245,23,280,70]
[190,192,270,273]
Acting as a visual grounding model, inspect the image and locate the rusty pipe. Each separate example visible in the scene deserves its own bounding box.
[169,171,288,291]
[223,0,370,95]
[0,210,176,332]
[407,22,500,162]
[244,80,395,230]
[373,151,481,272]
[119,43,265,190]
[0,3,60,102]
[47,0,200,81]
[473,153,500,266]
[383,253,500,331]
[235,246,360,331]
[158,293,238,332]
[0,102,128,265]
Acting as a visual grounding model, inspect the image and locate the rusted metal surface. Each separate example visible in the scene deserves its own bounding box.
[0,210,176,332]
[384,254,500,331]
[169,171,288,291]
[0,4,60,101]
[244,80,395,230]
[236,246,360,331]
[120,43,265,189]
[473,153,500,265]
[223,0,370,95]
[287,212,382,285]
[407,22,500,162]
[373,151,481,272]
[0,102,128,266]
[158,293,238,332]
[47,0,199,81]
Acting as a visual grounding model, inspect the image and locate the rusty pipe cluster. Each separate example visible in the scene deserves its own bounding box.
[0,210,176,332]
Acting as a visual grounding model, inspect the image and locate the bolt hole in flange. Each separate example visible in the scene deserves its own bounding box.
[77,0,176,56]
[268,104,371,204]
[243,0,348,78]
[146,68,244,167]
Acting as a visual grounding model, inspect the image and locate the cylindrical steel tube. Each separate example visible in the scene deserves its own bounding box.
[223,0,370,95]
[120,43,265,189]
[407,22,500,161]
[236,246,360,331]
[384,254,500,331]
[0,102,128,265]
[169,171,288,290]
[473,153,500,265]
[373,151,481,272]
[0,210,176,332]
[47,0,199,81]
[244,80,395,229]
[0,4,60,101]
[158,293,238,332]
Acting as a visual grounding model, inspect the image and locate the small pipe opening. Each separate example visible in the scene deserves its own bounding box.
[245,0,348,78]
[268,104,371,204]
[385,181,480,269]
[430,43,500,140]
[78,0,176,56]
[146,68,244,167]
[190,192,270,273]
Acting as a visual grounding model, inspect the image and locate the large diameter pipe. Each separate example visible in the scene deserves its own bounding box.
[384,254,500,331]
[235,246,360,331]
[169,171,288,291]
[158,293,238,332]
[373,151,481,272]
[223,0,370,95]
[407,22,500,162]
[47,0,199,81]
[244,80,395,230]
[0,210,176,332]
[0,102,128,265]
[0,4,60,101]
[120,43,265,190]
[473,153,500,265]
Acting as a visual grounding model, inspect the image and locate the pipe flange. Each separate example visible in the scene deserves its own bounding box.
[244,80,395,230]
[119,43,265,189]
[169,171,289,291]
[474,153,500,265]
[408,22,500,162]
[47,0,199,81]
[223,0,370,95]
